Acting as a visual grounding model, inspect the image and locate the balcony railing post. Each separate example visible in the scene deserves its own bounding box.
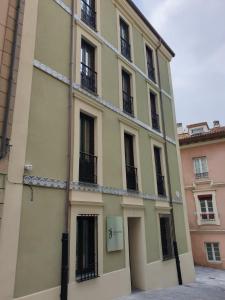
[80,63,97,94]
[123,91,134,116]
[121,37,131,61]
[79,152,97,184]
[126,165,138,191]
[81,0,96,30]
[157,174,166,196]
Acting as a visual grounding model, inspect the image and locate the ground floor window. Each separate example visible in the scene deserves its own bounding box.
[76,215,98,281]
[160,214,173,260]
[205,242,221,262]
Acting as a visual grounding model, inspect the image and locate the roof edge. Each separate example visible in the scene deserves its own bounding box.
[126,0,175,57]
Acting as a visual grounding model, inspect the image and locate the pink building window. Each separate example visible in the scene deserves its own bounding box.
[193,156,208,179]
[205,242,221,262]
[199,195,215,221]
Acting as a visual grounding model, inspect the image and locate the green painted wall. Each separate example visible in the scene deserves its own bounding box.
[173,203,188,254]
[35,0,70,77]
[102,45,120,107]
[144,201,161,263]
[14,186,65,298]
[167,143,182,199]
[162,94,176,140]
[139,133,155,195]
[136,72,150,124]
[25,69,68,180]
[100,0,118,47]
[103,194,125,273]
[132,26,146,73]
[158,53,171,95]
[102,109,123,189]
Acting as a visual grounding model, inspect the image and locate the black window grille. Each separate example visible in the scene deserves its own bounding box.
[81,40,97,93]
[150,92,160,131]
[76,215,98,282]
[79,113,97,184]
[146,46,155,82]
[160,215,173,260]
[154,146,166,196]
[122,70,134,116]
[120,18,131,61]
[124,133,138,191]
[81,0,96,30]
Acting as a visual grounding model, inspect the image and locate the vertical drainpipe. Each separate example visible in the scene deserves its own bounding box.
[156,40,183,285]
[60,0,75,299]
[0,0,21,160]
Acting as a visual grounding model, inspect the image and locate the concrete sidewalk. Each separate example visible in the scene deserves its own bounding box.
[116,267,225,300]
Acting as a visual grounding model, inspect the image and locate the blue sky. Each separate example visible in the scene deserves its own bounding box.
[133,0,225,127]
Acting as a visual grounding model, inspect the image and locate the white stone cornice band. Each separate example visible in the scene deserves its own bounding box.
[24,175,182,203]
[33,59,176,145]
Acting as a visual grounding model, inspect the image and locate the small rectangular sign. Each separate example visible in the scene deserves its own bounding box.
[107,216,124,252]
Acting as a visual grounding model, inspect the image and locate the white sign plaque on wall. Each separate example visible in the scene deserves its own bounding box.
[107,216,124,252]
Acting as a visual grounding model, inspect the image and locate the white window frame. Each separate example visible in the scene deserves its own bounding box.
[205,242,221,263]
[116,9,134,62]
[120,122,142,192]
[147,85,162,132]
[74,99,103,185]
[144,39,158,85]
[193,156,208,179]
[118,60,137,118]
[199,196,215,221]
[76,0,101,33]
[194,191,220,226]
[75,27,102,97]
[150,139,168,197]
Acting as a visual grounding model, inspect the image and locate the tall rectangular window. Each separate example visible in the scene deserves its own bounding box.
[199,195,215,221]
[124,133,138,191]
[79,113,97,184]
[150,92,160,131]
[160,215,173,260]
[81,39,97,93]
[146,46,155,82]
[154,146,166,196]
[76,215,98,281]
[81,0,96,30]
[120,18,131,61]
[122,70,133,116]
[205,242,221,262]
[193,157,208,179]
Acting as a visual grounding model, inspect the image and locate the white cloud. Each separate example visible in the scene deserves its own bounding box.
[150,0,187,31]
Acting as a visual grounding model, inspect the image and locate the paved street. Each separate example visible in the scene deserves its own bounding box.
[117,267,225,300]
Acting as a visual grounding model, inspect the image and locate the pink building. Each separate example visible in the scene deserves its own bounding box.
[178,121,225,269]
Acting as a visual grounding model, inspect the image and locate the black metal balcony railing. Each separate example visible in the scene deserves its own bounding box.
[152,112,160,131]
[121,37,131,61]
[157,174,166,196]
[123,91,134,117]
[79,152,97,184]
[200,212,215,221]
[147,62,155,82]
[80,63,97,94]
[195,172,208,179]
[126,165,138,191]
[76,261,98,282]
[81,0,96,30]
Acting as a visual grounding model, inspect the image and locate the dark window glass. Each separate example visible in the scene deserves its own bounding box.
[124,133,138,191]
[81,39,97,93]
[120,18,131,60]
[79,113,97,184]
[160,215,173,260]
[81,0,96,30]
[146,46,155,82]
[76,215,98,281]
[154,146,166,196]
[122,70,133,116]
[150,92,160,131]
